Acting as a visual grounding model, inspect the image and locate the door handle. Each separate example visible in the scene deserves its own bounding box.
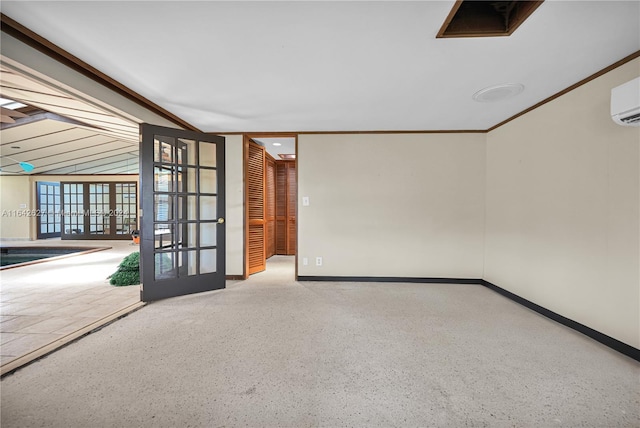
[216,217,225,224]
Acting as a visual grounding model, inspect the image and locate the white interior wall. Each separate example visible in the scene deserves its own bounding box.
[484,59,640,348]
[297,133,486,278]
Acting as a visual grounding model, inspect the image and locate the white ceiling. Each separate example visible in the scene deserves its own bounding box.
[0,64,139,175]
[253,137,297,159]
[0,117,139,175]
[1,1,638,133]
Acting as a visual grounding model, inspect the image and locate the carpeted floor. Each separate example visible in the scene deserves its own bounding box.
[1,256,638,427]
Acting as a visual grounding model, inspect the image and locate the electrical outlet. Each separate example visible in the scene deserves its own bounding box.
[303,257,308,266]
[316,257,322,266]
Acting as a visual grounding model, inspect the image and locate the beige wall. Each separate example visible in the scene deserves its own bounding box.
[295,59,639,349]
[485,59,640,348]
[222,135,244,276]
[297,133,486,278]
[0,175,32,240]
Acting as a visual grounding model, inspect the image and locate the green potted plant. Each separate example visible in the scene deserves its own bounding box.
[108,252,140,286]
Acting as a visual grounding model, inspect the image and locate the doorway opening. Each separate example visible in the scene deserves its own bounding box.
[243,134,297,279]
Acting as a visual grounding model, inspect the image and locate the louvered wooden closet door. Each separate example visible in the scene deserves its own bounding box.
[275,162,288,254]
[265,155,276,259]
[276,160,296,255]
[287,162,296,254]
[247,141,266,274]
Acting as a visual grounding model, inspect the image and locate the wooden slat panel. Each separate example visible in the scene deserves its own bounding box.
[275,161,287,254]
[276,219,287,254]
[248,224,265,274]
[266,156,276,220]
[265,155,276,258]
[287,162,297,255]
[247,140,266,274]
[274,160,297,255]
[288,219,296,254]
[276,163,287,217]
[247,143,264,221]
[266,221,276,258]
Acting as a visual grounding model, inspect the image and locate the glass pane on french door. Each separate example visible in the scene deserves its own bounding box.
[140,124,225,302]
[36,181,61,239]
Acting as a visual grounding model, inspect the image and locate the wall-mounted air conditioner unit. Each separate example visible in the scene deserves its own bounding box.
[611,76,640,126]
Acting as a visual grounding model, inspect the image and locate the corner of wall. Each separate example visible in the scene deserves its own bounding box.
[483,58,640,348]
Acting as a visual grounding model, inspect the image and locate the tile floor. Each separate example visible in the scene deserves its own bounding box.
[0,239,143,374]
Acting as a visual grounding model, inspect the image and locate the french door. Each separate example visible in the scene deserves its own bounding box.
[140,124,225,302]
[36,181,61,239]
[60,182,137,240]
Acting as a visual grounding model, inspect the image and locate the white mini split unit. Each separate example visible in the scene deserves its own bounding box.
[611,76,640,126]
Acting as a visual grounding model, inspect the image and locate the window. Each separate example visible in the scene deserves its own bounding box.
[36,181,61,239]
[61,182,137,240]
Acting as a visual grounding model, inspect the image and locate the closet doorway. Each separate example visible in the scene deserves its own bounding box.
[244,135,297,277]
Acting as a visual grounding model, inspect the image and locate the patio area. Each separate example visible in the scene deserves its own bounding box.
[0,239,144,375]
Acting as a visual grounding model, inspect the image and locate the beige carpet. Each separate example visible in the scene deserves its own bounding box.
[1,256,638,427]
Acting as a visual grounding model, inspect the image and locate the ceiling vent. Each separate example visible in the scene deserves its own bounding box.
[473,83,524,102]
[437,1,544,38]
